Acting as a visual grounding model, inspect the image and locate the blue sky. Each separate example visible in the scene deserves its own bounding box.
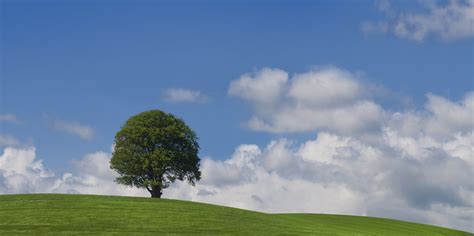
[3,0,472,169]
[1,0,474,231]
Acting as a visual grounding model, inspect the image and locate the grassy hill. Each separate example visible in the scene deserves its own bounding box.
[0,194,470,235]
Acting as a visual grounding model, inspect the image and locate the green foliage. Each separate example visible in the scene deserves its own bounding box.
[110,110,201,197]
[0,194,471,235]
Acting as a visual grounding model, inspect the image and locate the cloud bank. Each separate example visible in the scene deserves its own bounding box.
[362,0,474,42]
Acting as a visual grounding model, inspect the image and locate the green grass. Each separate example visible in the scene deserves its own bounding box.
[0,194,470,235]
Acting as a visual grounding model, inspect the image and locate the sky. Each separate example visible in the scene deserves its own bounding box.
[1,0,474,232]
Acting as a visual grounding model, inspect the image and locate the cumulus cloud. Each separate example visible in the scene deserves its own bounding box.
[56,152,147,196]
[0,114,20,123]
[229,67,385,135]
[165,134,472,231]
[362,0,474,42]
[229,68,289,107]
[0,147,146,196]
[0,147,57,193]
[424,92,474,136]
[224,68,473,231]
[164,92,474,231]
[165,88,209,103]
[51,119,94,140]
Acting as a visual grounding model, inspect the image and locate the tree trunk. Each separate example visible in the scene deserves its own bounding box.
[150,186,162,198]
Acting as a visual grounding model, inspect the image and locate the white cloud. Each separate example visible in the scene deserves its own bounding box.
[228,68,289,107]
[229,67,385,135]
[387,92,474,139]
[55,152,147,196]
[363,0,474,42]
[288,69,362,106]
[0,147,56,193]
[424,92,474,136]
[0,147,146,196]
[52,119,94,140]
[0,114,20,123]
[164,88,209,103]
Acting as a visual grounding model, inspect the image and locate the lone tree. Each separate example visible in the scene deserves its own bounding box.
[110,110,201,198]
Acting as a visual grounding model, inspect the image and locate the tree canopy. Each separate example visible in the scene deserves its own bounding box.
[110,110,201,198]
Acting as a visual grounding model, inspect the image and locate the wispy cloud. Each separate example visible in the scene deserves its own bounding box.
[164,88,209,104]
[362,0,474,42]
[51,119,94,140]
[0,114,20,123]
[0,134,20,147]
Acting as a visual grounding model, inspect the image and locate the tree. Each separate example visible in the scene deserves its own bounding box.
[110,110,201,198]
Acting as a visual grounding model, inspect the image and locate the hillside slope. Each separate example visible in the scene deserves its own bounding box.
[0,194,470,235]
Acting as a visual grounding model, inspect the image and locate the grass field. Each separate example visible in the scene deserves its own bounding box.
[0,194,471,235]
